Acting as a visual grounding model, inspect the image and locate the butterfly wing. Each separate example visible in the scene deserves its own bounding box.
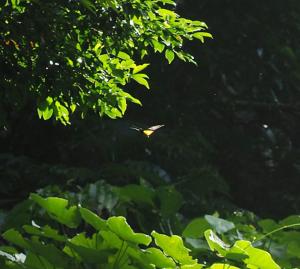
[143,129,155,136]
[148,124,165,131]
[130,126,143,132]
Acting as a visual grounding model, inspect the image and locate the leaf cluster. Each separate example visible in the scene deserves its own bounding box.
[0,193,282,269]
[0,0,211,124]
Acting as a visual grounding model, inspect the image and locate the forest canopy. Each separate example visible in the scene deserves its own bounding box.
[0,0,211,124]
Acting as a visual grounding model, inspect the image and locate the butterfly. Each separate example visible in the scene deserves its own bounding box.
[130,124,165,137]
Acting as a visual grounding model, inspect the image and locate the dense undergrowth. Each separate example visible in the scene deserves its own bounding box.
[1,180,300,268]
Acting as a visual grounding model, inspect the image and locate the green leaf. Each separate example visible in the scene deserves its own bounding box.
[65,233,113,264]
[66,243,112,264]
[103,105,123,119]
[37,107,43,119]
[157,8,177,18]
[123,92,142,106]
[133,63,150,74]
[117,51,131,60]
[28,240,71,268]
[30,194,81,228]
[79,207,107,231]
[107,216,152,246]
[165,49,175,64]
[54,101,70,125]
[25,252,54,269]
[287,237,300,258]
[205,230,280,268]
[42,106,53,120]
[205,234,247,262]
[3,230,71,268]
[23,224,67,242]
[143,247,176,268]
[99,54,109,63]
[193,32,213,43]
[100,230,123,249]
[157,186,183,218]
[132,74,150,89]
[279,215,300,227]
[118,97,127,115]
[204,215,235,234]
[151,231,197,265]
[113,184,155,206]
[230,240,280,269]
[258,219,279,233]
[2,229,29,249]
[151,39,165,53]
[209,264,239,269]
[183,218,210,238]
[70,103,77,113]
[37,97,54,120]
[204,229,230,257]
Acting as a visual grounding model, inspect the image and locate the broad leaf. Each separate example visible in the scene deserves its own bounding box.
[132,74,150,89]
[107,216,152,246]
[165,49,175,64]
[30,194,81,228]
[79,207,107,231]
[204,215,235,234]
[157,186,183,218]
[113,184,155,206]
[204,229,230,257]
[151,231,196,265]
[23,224,67,242]
[230,240,280,269]
[143,247,176,268]
[64,233,113,264]
[183,218,210,238]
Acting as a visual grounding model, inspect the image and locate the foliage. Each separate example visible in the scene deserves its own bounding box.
[183,213,300,268]
[0,0,211,124]
[0,150,231,225]
[2,0,300,221]
[0,176,228,236]
[1,1,300,268]
[0,179,185,236]
[1,181,300,268]
[0,194,282,269]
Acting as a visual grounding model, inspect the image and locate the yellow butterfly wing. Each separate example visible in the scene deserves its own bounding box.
[143,130,155,137]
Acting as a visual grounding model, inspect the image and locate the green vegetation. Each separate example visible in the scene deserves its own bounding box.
[1,0,300,268]
[1,181,300,268]
[0,191,287,269]
[1,0,211,124]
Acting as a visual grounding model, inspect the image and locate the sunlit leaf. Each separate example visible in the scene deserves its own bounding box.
[165,49,175,64]
[132,74,150,89]
[204,229,230,256]
[107,216,152,246]
[79,207,107,231]
[143,247,176,268]
[151,231,197,265]
[30,194,81,228]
